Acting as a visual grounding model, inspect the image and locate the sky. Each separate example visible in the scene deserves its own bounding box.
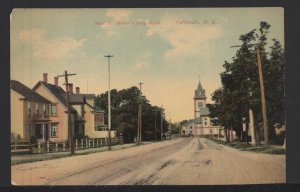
[10,8,284,122]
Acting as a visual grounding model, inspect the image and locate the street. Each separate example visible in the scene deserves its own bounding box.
[12,137,285,185]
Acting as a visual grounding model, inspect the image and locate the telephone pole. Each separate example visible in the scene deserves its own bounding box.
[137,82,143,145]
[105,54,113,150]
[153,108,160,141]
[57,70,76,154]
[231,44,269,145]
[161,105,164,140]
[256,47,268,145]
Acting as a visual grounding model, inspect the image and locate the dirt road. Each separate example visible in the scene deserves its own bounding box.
[12,138,285,185]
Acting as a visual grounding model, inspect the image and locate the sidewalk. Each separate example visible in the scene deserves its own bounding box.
[11,142,152,165]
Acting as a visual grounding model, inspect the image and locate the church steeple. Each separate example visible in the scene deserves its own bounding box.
[194,77,206,99]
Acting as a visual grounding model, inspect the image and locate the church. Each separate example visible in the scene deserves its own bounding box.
[181,78,222,137]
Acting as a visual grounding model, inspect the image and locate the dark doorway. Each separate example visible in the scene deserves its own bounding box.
[35,124,43,140]
[45,124,49,141]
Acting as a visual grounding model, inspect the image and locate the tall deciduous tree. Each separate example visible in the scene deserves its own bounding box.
[211,21,284,144]
[95,86,168,143]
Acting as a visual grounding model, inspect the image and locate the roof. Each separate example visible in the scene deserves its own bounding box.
[199,107,210,116]
[183,119,194,126]
[34,81,103,113]
[34,81,76,112]
[11,80,51,103]
[37,81,68,106]
[83,94,96,100]
[70,94,103,112]
[194,79,207,99]
[86,102,104,112]
[69,94,85,104]
[69,94,96,103]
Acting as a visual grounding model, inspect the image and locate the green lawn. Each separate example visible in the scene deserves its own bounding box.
[208,138,285,155]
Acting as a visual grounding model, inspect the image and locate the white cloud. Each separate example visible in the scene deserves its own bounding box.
[146,16,223,61]
[19,29,87,60]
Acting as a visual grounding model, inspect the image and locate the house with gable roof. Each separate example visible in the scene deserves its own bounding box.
[10,80,52,142]
[32,74,77,142]
[33,73,115,142]
[180,119,194,136]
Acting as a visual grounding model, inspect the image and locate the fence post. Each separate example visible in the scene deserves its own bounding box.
[96,138,99,147]
[81,139,83,149]
[55,142,58,152]
[47,141,50,153]
[38,141,41,153]
[100,138,103,147]
[85,138,88,148]
[76,139,78,150]
[105,137,108,145]
[63,142,66,151]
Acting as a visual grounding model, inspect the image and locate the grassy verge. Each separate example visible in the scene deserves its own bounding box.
[208,138,285,155]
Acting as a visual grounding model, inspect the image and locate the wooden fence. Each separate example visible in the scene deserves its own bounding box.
[11,138,31,153]
[11,137,120,154]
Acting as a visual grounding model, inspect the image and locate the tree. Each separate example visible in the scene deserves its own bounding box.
[95,86,168,142]
[211,21,284,144]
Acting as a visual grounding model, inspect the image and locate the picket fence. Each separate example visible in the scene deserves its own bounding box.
[11,137,120,154]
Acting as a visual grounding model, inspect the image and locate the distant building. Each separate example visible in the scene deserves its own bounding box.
[69,93,115,139]
[181,120,194,136]
[193,78,222,137]
[10,80,52,142]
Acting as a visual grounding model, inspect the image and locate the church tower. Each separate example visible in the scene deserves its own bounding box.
[194,78,207,119]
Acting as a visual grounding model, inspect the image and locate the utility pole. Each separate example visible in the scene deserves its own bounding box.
[231,44,269,145]
[105,54,113,150]
[256,47,268,145]
[161,105,164,140]
[169,112,171,139]
[153,108,160,141]
[57,70,76,154]
[137,82,143,145]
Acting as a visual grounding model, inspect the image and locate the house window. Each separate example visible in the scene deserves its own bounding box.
[27,102,31,117]
[35,103,39,116]
[43,104,46,115]
[205,122,207,126]
[51,124,58,137]
[51,105,57,116]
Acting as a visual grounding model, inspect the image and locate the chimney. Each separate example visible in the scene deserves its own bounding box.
[54,77,58,86]
[43,73,48,83]
[68,83,73,93]
[76,87,80,94]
